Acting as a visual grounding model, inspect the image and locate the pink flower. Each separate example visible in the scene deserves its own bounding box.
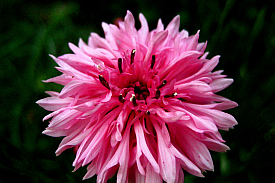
[37,11,238,183]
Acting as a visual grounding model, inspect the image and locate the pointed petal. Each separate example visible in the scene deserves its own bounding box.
[68,42,86,57]
[156,19,164,31]
[138,13,149,44]
[154,107,185,123]
[83,161,97,180]
[186,30,200,51]
[125,10,135,34]
[134,121,160,174]
[145,163,162,183]
[210,78,234,93]
[43,74,72,85]
[213,101,238,110]
[185,135,214,171]
[48,109,81,129]
[166,15,180,38]
[55,123,92,155]
[154,122,176,183]
[144,30,168,66]
[36,97,72,111]
[202,137,230,152]
[169,143,204,177]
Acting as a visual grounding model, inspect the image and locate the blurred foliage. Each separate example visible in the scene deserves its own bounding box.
[0,0,275,182]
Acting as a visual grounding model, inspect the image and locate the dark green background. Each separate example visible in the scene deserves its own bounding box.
[1,0,274,182]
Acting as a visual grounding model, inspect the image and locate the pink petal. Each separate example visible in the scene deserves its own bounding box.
[202,137,230,152]
[154,106,185,123]
[36,97,73,111]
[48,109,81,129]
[78,38,86,49]
[101,91,112,102]
[209,78,234,93]
[83,161,97,180]
[102,22,118,51]
[89,33,118,57]
[68,42,85,56]
[213,100,239,110]
[44,91,59,97]
[159,50,202,80]
[58,53,96,68]
[134,121,160,174]
[105,128,131,183]
[169,144,204,177]
[55,122,92,155]
[176,80,213,96]
[206,109,238,130]
[50,55,93,81]
[138,13,149,44]
[125,10,136,35]
[186,30,200,51]
[144,30,168,65]
[183,132,214,171]
[80,107,121,166]
[180,55,220,83]
[154,122,176,183]
[43,74,72,85]
[145,163,162,183]
[175,162,185,183]
[82,45,116,67]
[59,80,87,98]
[156,19,164,31]
[42,108,65,122]
[165,15,180,38]
[59,79,103,99]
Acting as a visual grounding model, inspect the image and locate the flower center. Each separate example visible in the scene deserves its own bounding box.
[134,85,150,100]
[98,50,177,111]
[118,81,151,106]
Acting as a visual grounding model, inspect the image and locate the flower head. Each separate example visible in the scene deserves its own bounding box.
[37,11,238,183]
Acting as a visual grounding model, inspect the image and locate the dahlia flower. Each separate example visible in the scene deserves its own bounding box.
[37,11,238,183]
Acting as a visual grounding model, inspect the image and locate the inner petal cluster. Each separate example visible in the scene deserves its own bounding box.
[98,50,177,115]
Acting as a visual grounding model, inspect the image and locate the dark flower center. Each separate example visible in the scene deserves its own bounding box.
[133,85,150,100]
[98,50,178,108]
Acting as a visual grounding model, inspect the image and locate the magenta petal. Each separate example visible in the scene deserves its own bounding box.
[165,15,180,38]
[68,42,85,56]
[155,107,184,123]
[101,22,118,51]
[134,121,160,174]
[59,80,87,98]
[144,30,168,65]
[138,13,149,44]
[183,133,214,171]
[156,18,164,31]
[213,101,239,110]
[202,137,230,152]
[101,91,112,102]
[83,161,97,180]
[55,123,92,155]
[48,109,81,129]
[145,163,162,183]
[169,144,204,177]
[210,78,234,93]
[103,127,131,183]
[36,97,73,111]
[186,30,200,51]
[125,10,135,35]
[154,122,176,183]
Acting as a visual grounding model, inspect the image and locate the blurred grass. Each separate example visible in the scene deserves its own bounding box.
[1,0,275,182]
